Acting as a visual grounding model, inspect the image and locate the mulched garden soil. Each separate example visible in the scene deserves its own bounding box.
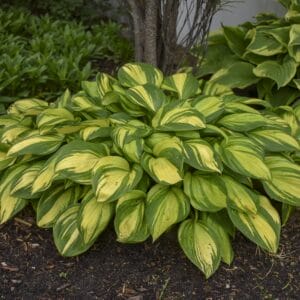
[0,209,299,300]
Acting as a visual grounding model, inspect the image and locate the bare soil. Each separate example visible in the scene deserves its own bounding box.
[0,209,299,300]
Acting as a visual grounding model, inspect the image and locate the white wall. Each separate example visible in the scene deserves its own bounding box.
[210,0,285,30]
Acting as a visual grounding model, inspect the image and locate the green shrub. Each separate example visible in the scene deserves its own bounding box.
[197,0,300,107]
[0,63,299,278]
[0,0,113,25]
[0,7,132,106]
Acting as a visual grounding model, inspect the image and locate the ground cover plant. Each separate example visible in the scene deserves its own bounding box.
[198,0,300,107]
[0,63,299,279]
[0,7,132,108]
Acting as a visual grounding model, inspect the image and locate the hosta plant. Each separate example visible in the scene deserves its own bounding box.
[0,63,300,278]
[197,0,300,107]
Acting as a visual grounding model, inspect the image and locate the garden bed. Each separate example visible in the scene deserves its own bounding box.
[0,209,299,299]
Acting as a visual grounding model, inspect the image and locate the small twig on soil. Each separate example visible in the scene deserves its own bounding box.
[158,277,170,300]
[14,217,33,227]
[56,283,71,291]
[258,260,274,280]
[0,262,19,272]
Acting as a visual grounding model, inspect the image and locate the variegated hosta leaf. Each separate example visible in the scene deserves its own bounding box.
[7,99,48,116]
[141,153,183,185]
[262,155,300,206]
[0,115,22,127]
[78,190,114,244]
[184,173,227,212]
[0,125,31,144]
[96,72,116,98]
[10,162,44,199]
[152,104,206,132]
[247,30,286,56]
[55,89,71,108]
[0,143,16,171]
[126,84,166,112]
[221,175,258,214]
[161,73,199,100]
[55,141,110,185]
[37,185,82,228]
[202,213,234,265]
[79,120,111,141]
[248,128,300,152]
[228,196,280,253]
[152,136,184,169]
[0,165,28,224]
[114,190,149,243]
[288,24,300,63]
[224,102,260,114]
[202,81,233,97]
[146,184,190,241]
[183,139,222,173]
[281,203,295,226]
[31,151,61,194]
[7,134,64,156]
[36,108,75,134]
[81,81,100,100]
[178,219,221,278]
[192,96,225,123]
[218,137,271,180]
[217,113,268,132]
[112,120,152,162]
[92,156,143,203]
[253,57,297,89]
[53,205,91,257]
[118,63,163,87]
[210,62,259,89]
[222,25,247,57]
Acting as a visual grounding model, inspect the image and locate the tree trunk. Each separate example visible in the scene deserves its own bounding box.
[144,0,158,66]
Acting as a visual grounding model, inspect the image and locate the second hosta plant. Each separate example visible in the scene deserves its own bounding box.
[0,63,300,278]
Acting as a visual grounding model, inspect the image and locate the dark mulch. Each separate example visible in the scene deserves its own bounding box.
[0,209,299,300]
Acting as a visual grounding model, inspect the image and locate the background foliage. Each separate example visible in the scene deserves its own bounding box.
[0,7,132,109]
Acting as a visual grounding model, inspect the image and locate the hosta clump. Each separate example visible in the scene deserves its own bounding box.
[197,0,300,107]
[1,63,300,278]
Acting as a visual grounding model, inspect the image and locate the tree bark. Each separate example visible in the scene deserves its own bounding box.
[127,0,144,62]
[144,0,158,66]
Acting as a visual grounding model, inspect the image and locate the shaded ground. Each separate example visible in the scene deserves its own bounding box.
[0,210,299,300]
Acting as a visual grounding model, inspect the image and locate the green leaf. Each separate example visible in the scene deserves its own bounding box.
[141,153,183,185]
[228,196,280,253]
[37,185,82,228]
[221,175,258,214]
[263,155,300,206]
[118,63,163,87]
[146,184,190,241]
[248,128,300,152]
[53,205,91,257]
[184,173,227,212]
[183,139,221,173]
[114,190,149,243]
[152,104,206,132]
[178,219,221,278]
[288,24,300,62]
[223,26,248,57]
[210,62,259,89]
[126,84,166,112]
[7,134,64,156]
[253,57,297,88]
[219,137,271,180]
[161,73,199,99]
[55,141,110,185]
[217,113,268,132]
[78,190,114,244]
[247,30,286,56]
[192,96,225,123]
[0,165,28,224]
[92,156,143,202]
